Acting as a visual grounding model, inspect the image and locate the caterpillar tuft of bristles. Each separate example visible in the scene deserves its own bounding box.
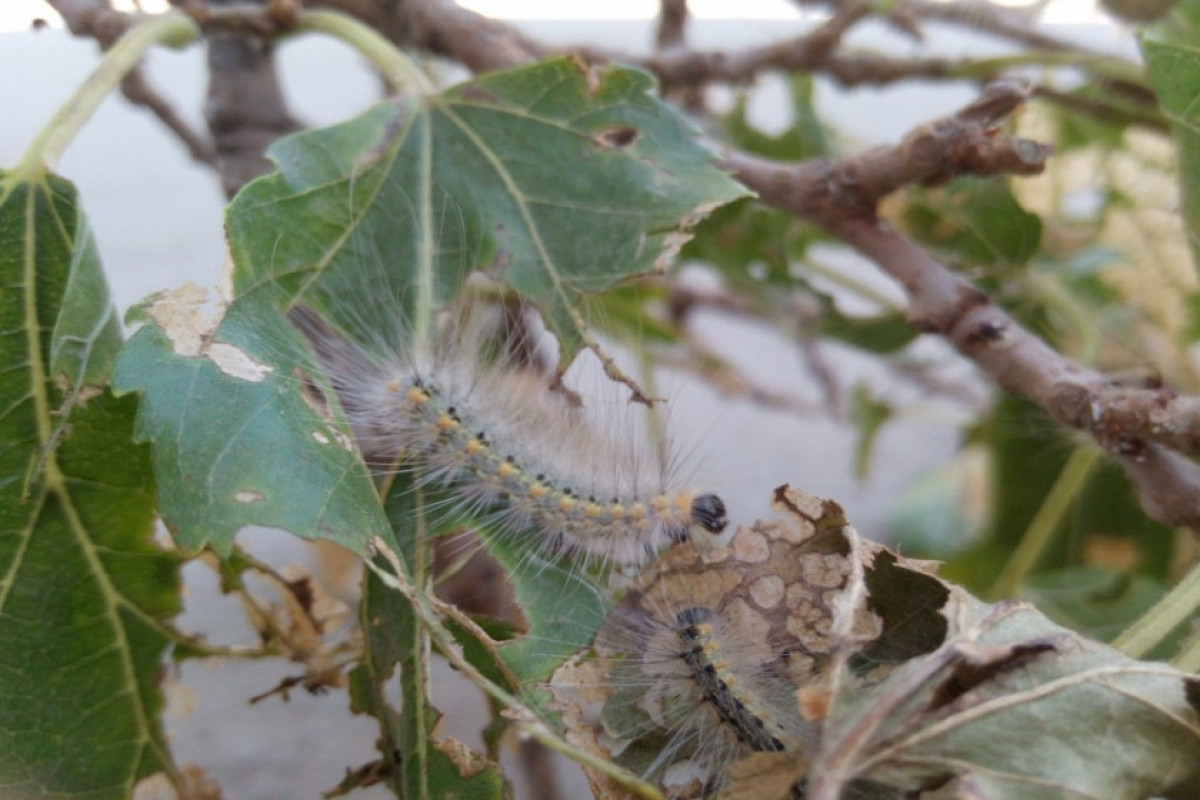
[551,499,876,797]
[287,303,727,568]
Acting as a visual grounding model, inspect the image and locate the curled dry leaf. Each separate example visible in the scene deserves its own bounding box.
[555,485,1200,799]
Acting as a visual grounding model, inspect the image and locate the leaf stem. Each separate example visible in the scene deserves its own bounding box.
[988,445,1100,599]
[1171,626,1200,673]
[366,537,664,799]
[14,13,198,175]
[292,10,435,95]
[1113,557,1200,662]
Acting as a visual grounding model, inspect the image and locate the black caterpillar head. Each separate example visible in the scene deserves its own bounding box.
[690,493,728,534]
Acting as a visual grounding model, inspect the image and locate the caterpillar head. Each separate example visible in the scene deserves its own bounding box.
[690,493,728,535]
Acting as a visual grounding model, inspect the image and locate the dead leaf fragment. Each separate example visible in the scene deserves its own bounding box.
[434,736,491,778]
[142,282,273,381]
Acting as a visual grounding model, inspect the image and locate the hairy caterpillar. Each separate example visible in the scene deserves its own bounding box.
[550,492,881,797]
[286,302,728,568]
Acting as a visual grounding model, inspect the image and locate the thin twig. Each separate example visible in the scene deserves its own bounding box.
[120,66,218,165]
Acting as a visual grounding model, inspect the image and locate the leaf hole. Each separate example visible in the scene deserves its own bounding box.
[594,126,640,149]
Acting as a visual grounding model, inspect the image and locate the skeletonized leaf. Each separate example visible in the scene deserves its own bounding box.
[813,598,1200,799]
[0,169,182,798]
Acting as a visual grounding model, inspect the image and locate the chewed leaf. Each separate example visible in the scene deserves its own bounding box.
[813,586,1200,799]
[113,286,391,556]
[0,169,182,796]
[227,57,749,370]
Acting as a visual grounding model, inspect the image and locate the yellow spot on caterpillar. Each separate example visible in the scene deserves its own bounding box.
[528,483,546,499]
[610,504,625,518]
[585,503,601,518]
[437,414,456,430]
[630,503,646,520]
[406,386,428,405]
[652,495,669,513]
[465,439,485,456]
[559,496,577,512]
[497,461,518,479]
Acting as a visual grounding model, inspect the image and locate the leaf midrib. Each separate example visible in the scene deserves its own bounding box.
[0,175,174,793]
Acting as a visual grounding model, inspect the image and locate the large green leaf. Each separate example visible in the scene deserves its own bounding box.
[1022,566,1172,646]
[227,57,749,364]
[0,169,181,798]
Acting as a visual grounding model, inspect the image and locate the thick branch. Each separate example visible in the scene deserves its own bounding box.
[656,0,689,49]
[724,86,1200,531]
[307,0,539,72]
[46,0,132,41]
[203,31,300,196]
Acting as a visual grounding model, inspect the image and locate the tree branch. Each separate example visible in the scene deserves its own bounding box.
[45,0,218,167]
[121,66,218,165]
[202,30,300,196]
[656,0,689,49]
[722,84,1200,531]
[180,0,300,196]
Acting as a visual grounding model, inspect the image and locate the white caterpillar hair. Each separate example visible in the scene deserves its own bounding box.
[286,301,728,568]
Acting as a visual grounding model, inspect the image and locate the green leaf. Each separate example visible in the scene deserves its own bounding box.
[354,570,505,799]
[1021,566,1173,645]
[227,57,749,364]
[1142,0,1200,279]
[489,538,610,686]
[722,74,832,162]
[0,169,182,798]
[941,397,1174,593]
[112,290,392,557]
[903,176,1043,269]
[849,384,892,479]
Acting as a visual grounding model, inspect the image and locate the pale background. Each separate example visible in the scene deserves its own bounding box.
[2,3,1134,797]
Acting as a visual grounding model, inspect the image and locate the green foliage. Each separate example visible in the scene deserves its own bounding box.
[7,6,1200,799]
[226,57,748,363]
[0,169,181,798]
[903,176,1043,272]
[1143,0,1200,276]
[113,293,391,557]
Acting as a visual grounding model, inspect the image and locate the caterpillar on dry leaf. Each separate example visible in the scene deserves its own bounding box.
[548,488,894,798]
